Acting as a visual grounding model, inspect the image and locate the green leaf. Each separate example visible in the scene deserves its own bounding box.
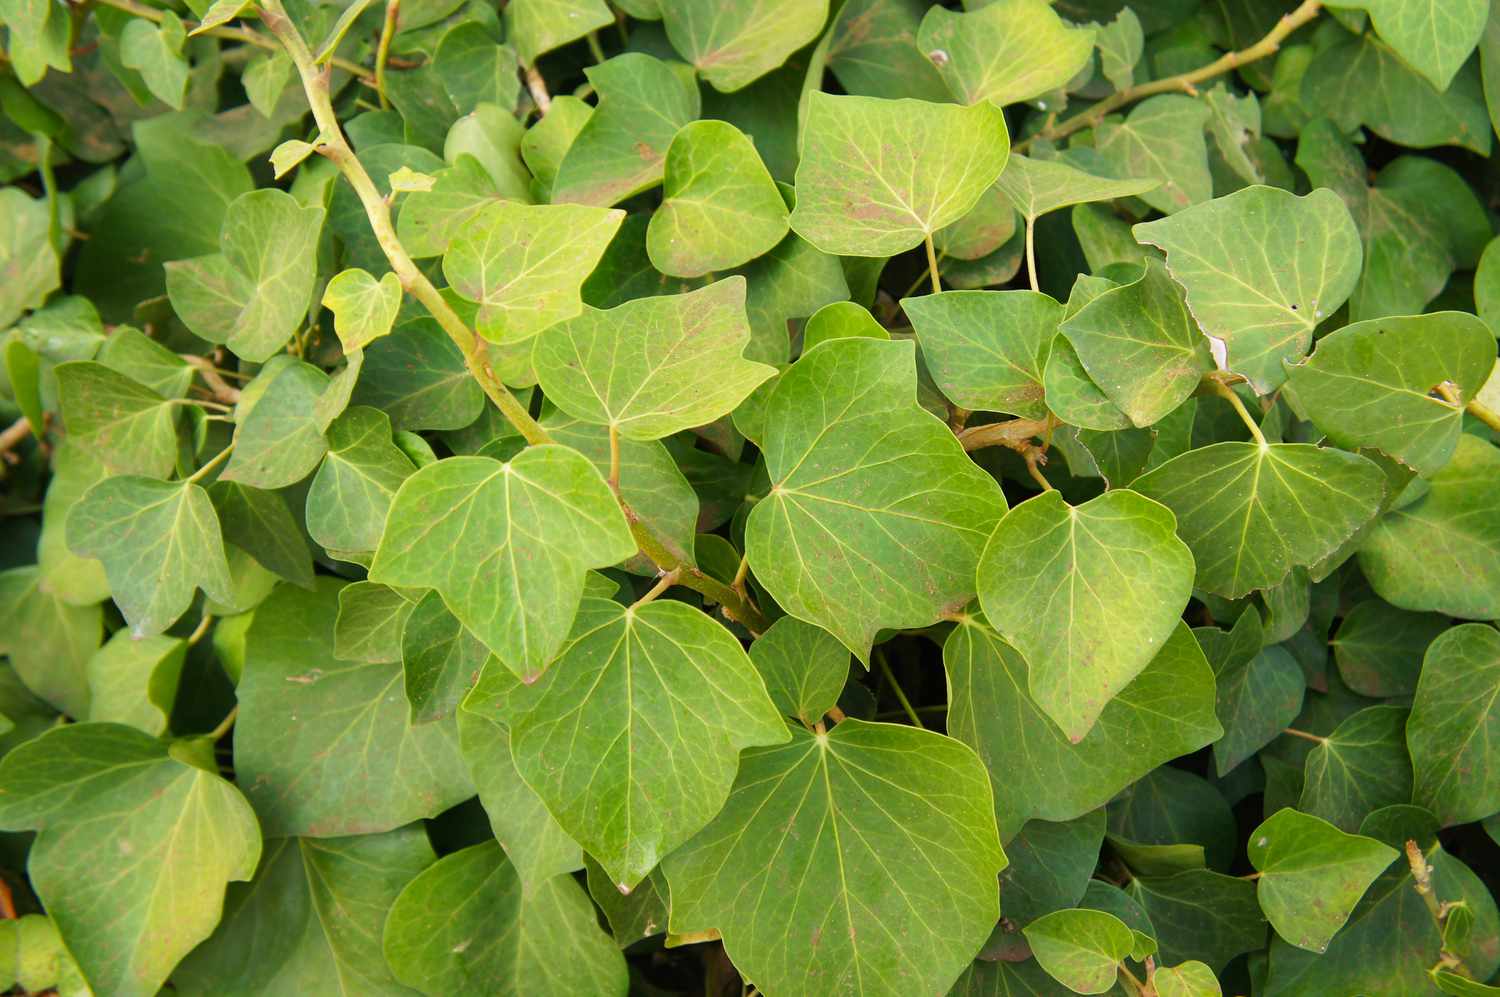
[659,0,828,92]
[790,93,1010,256]
[322,268,402,353]
[352,318,485,432]
[119,14,189,110]
[55,361,179,479]
[0,723,260,997]
[95,326,193,399]
[1132,442,1387,599]
[586,856,669,946]
[1299,705,1414,832]
[1248,808,1398,953]
[826,0,950,102]
[164,189,325,363]
[442,201,623,343]
[306,407,416,559]
[533,277,776,439]
[434,25,520,115]
[1094,95,1212,216]
[0,566,99,718]
[917,0,1095,108]
[1153,961,1221,997]
[999,810,1107,927]
[235,580,472,837]
[334,582,418,664]
[383,840,627,996]
[1284,312,1494,475]
[401,590,487,724]
[996,154,1160,224]
[1125,869,1265,974]
[1095,9,1143,92]
[746,338,1007,659]
[1109,766,1237,873]
[552,54,701,207]
[663,719,1006,996]
[902,289,1058,418]
[84,631,185,736]
[175,828,434,995]
[1059,258,1214,428]
[946,618,1221,840]
[222,359,330,489]
[1340,0,1488,90]
[209,481,315,588]
[1407,623,1500,828]
[1332,599,1446,697]
[977,489,1195,742]
[1358,435,1500,619]
[748,615,850,727]
[506,597,785,888]
[646,121,789,277]
[369,449,634,677]
[1213,643,1305,776]
[505,0,612,65]
[1133,185,1363,393]
[1023,908,1134,995]
[67,477,234,637]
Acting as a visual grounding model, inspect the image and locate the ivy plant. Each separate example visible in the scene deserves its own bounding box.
[2,0,1500,994]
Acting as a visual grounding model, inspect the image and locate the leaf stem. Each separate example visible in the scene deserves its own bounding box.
[607,423,621,495]
[1281,726,1325,744]
[632,568,682,608]
[1467,398,1500,433]
[524,62,552,115]
[1023,448,1053,491]
[186,443,235,484]
[1015,0,1323,152]
[1025,217,1039,294]
[875,649,923,729]
[586,31,607,65]
[183,355,242,403]
[375,0,400,109]
[731,553,750,592]
[207,704,239,742]
[186,613,215,646]
[1117,962,1150,997]
[0,417,34,464]
[923,232,942,296]
[1206,375,1267,446]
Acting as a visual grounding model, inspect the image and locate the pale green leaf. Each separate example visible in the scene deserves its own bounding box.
[933,184,1018,261]
[269,139,314,179]
[1096,9,1143,92]
[659,0,829,92]
[222,360,330,489]
[1340,0,1488,90]
[322,269,403,353]
[0,189,60,328]
[996,154,1160,224]
[917,0,1095,107]
[306,407,416,559]
[903,289,1058,418]
[504,0,612,64]
[1154,961,1221,997]
[1094,95,1212,216]
[1407,623,1500,827]
[55,361,179,479]
[119,14,189,110]
[0,566,99,718]
[748,615,850,727]
[1023,908,1133,995]
[334,581,418,664]
[84,632,185,737]
[36,442,112,607]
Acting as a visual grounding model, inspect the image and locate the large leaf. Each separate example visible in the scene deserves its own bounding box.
[67,477,234,637]
[658,0,828,93]
[0,723,260,997]
[175,827,434,996]
[1407,623,1500,828]
[1332,600,1446,697]
[383,840,628,995]
[1248,808,1398,953]
[1284,312,1494,475]
[369,448,635,677]
[917,0,1094,107]
[790,93,1010,256]
[533,277,775,440]
[902,289,1057,418]
[663,720,1006,996]
[945,618,1221,840]
[1022,908,1134,995]
[977,488,1195,742]
[1132,442,1386,599]
[506,597,785,889]
[1094,95,1212,216]
[442,201,623,343]
[1133,185,1363,393]
[745,338,1008,659]
[234,580,472,837]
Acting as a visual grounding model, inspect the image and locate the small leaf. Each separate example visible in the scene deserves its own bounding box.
[333,581,417,664]
[1248,808,1398,953]
[369,449,635,677]
[210,481,315,588]
[996,154,1161,224]
[748,616,851,727]
[659,0,829,92]
[1153,960,1222,997]
[1213,642,1305,776]
[1095,8,1143,92]
[917,0,1095,108]
[322,268,402,353]
[387,165,435,193]
[977,488,1195,742]
[1023,908,1134,995]
[1407,623,1500,827]
[222,359,330,490]
[269,139,315,179]
[903,289,1058,418]
[119,14,189,110]
[505,0,612,65]
[790,92,1010,256]
[306,406,416,559]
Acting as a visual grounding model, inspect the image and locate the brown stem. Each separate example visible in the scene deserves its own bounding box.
[1281,726,1325,744]
[1015,0,1323,152]
[183,355,242,404]
[0,417,33,464]
[524,63,552,115]
[957,414,1059,453]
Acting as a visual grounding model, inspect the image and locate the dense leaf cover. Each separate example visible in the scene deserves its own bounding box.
[3,0,1500,994]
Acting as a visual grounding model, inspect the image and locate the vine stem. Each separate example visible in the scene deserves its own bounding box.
[1024,218,1039,294]
[207,705,239,742]
[923,233,942,296]
[261,2,769,635]
[186,443,235,484]
[0,417,33,464]
[1468,398,1500,432]
[523,63,552,115]
[957,414,1059,453]
[1406,839,1476,979]
[632,568,681,608]
[183,355,242,403]
[375,0,401,109]
[875,650,923,729]
[1015,0,1323,153]
[186,613,215,646]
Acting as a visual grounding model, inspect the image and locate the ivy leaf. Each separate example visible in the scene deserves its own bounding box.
[442,201,623,343]
[902,289,1058,419]
[1109,766,1237,873]
[586,856,669,947]
[67,477,234,637]
[209,481,315,588]
[306,407,416,559]
[996,154,1160,225]
[945,618,1221,840]
[164,189,324,363]
[234,581,473,837]
[1022,908,1134,995]
[1095,9,1143,92]
[1059,258,1213,428]
[1248,808,1398,953]
[1125,869,1266,974]
[0,723,260,997]
[333,582,417,664]
[505,0,612,65]
[1358,435,1500,619]
[0,566,99,718]
[646,121,789,277]
[1340,0,1488,90]
[790,93,1010,256]
[55,361,179,479]
[746,338,1008,660]
[1332,600,1447,697]
[83,632,185,736]
[119,14,189,110]
[174,827,434,995]
[1283,312,1494,475]
[222,359,330,490]
[999,810,1107,927]
[1407,623,1500,828]
[1133,185,1363,393]
[748,615,850,727]
[977,489,1195,742]
[397,156,525,260]
[433,25,520,114]
[552,54,701,207]
[1094,95,1212,216]
[1132,442,1387,599]
[533,277,776,440]
[1153,961,1221,997]
[321,268,402,353]
[1300,705,1415,832]
[663,720,1006,996]
[659,0,828,93]
[352,318,484,432]
[1213,643,1305,776]
[383,841,627,996]
[917,0,1095,108]
[506,597,785,889]
[401,591,487,724]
